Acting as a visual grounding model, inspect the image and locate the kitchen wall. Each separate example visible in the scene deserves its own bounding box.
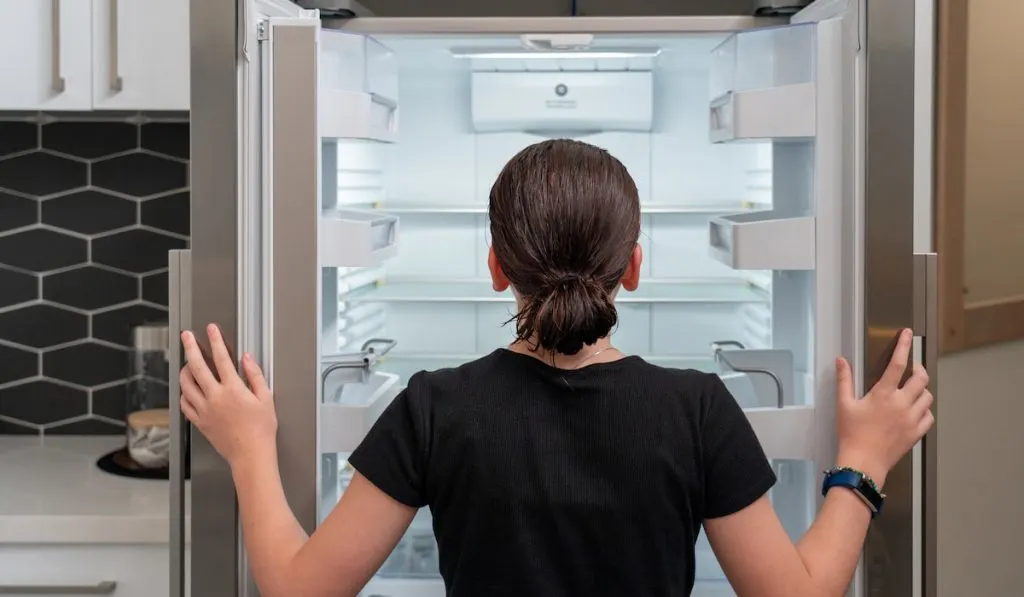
[0,114,189,436]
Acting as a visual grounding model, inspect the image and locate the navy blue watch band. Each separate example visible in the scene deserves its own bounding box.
[821,467,885,518]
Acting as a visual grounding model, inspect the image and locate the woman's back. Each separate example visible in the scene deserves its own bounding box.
[350,349,775,597]
[176,138,934,597]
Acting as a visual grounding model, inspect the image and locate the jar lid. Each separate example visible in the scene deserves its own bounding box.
[132,323,169,352]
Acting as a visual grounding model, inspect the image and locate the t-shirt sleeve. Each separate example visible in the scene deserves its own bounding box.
[700,374,777,519]
[347,374,430,508]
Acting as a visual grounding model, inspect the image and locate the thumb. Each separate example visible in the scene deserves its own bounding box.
[835,357,856,404]
[242,353,273,402]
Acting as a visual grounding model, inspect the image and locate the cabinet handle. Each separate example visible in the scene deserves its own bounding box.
[108,0,123,91]
[0,581,117,594]
[50,0,65,92]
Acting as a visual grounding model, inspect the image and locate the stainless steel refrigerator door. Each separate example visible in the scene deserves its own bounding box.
[189,1,244,596]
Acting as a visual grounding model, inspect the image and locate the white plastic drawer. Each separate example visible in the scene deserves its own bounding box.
[320,208,399,268]
[708,211,815,270]
[709,23,817,100]
[321,371,401,453]
[319,31,398,142]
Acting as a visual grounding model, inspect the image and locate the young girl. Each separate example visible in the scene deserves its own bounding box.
[179,139,933,597]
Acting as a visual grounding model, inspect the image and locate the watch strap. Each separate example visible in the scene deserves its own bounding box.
[821,467,886,518]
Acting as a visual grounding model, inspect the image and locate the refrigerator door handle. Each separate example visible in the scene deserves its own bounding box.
[913,252,938,371]
[168,249,191,597]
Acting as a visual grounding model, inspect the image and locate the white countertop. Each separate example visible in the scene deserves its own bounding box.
[0,436,191,545]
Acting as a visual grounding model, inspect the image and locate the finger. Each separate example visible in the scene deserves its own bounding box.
[901,362,930,397]
[835,357,856,403]
[207,324,241,385]
[180,394,201,425]
[179,367,205,410]
[910,389,934,420]
[242,353,273,401]
[182,331,219,392]
[916,409,935,436]
[879,328,913,391]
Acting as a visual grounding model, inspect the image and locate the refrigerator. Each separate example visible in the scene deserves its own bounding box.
[173,0,939,596]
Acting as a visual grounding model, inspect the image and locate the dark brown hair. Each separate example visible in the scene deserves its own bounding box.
[489,139,641,355]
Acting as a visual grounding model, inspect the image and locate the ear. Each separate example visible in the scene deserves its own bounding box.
[488,246,510,292]
[620,244,642,292]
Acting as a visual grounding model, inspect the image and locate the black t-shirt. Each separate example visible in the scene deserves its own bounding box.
[348,349,776,597]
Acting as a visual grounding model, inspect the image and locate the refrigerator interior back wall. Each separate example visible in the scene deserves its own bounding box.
[326,34,776,397]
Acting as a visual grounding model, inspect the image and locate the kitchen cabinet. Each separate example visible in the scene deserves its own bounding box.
[92,0,190,111]
[0,0,93,111]
[0,545,191,597]
[0,0,189,112]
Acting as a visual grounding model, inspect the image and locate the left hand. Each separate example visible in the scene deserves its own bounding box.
[179,324,278,468]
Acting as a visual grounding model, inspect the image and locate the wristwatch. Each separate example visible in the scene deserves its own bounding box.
[821,466,886,518]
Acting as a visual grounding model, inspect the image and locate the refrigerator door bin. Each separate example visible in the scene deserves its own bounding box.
[709,211,816,270]
[320,370,401,453]
[709,83,815,142]
[713,341,795,409]
[708,22,817,143]
[320,208,399,267]
[319,30,399,142]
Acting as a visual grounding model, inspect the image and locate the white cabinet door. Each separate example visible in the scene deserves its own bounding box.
[0,0,92,111]
[92,0,190,110]
[0,544,191,597]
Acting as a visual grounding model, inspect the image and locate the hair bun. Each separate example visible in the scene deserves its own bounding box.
[524,273,618,356]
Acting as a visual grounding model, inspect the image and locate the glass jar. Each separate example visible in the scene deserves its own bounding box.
[125,323,171,469]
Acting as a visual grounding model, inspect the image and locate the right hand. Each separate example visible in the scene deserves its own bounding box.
[834,328,934,486]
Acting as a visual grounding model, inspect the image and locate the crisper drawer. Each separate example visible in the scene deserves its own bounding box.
[708,23,817,142]
[320,208,399,268]
[321,371,401,453]
[708,211,815,270]
[319,31,399,142]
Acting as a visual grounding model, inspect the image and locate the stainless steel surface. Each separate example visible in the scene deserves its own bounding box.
[189,0,241,595]
[332,16,785,34]
[861,0,919,595]
[108,0,123,92]
[50,0,64,92]
[915,252,939,597]
[0,582,117,595]
[264,19,322,533]
[168,250,191,597]
[132,323,170,352]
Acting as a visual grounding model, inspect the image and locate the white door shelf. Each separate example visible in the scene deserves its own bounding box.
[709,83,816,143]
[709,211,816,270]
[708,21,817,143]
[321,371,400,454]
[320,208,399,268]
[320,90,398,142]
[320,30,399,142]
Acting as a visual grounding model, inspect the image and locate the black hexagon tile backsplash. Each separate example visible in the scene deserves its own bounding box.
[0,115,188,435]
